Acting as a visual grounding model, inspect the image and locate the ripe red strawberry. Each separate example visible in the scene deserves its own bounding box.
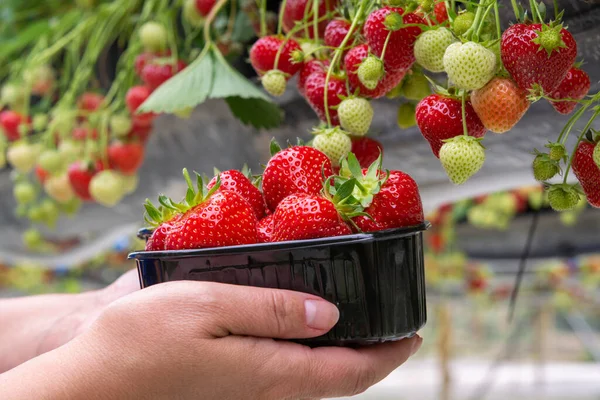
[135,52,156,76]
[0,110,27,141]
[257,214,275,243]
[351,137,383,168]
[281,0,338,39]
[195,0,216,16]
[67,160,104,201]
[304,70,348,124]
[165,190,258,249]
[262,145,333,212]
[249,36,302,77]
[126,85,157,123]
[108,141,145,175]
[416,94,487,158]
[128,116,153,142]
[145,169,259,250]
[272,193,351,241]
[353,170,424,231]
[434,1,449,25]
[77,92,104,112]
[208,169,267,219]
[324,19,353,49]
[363,7,425,72]
[72,126,99,141]
[141,60,187,90]
[297,59,329,96]
[344,44,408,99]
[501,23,577,93]
[572,140,600,208]
[549,67,591,115]
[145,224,174,251]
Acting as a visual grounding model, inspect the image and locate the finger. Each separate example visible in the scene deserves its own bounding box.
[287,335,422,398]
[157,281,340,339]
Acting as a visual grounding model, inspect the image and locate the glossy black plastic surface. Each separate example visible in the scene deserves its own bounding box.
[129,223,429,347]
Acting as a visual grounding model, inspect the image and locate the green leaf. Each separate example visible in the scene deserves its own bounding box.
[334,179,357,203]
[138,49,215,114]
[231,11,256,43]
[209,50,270,102]
[226,97,284,129]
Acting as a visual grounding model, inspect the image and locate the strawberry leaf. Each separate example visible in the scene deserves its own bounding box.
[138,49,215,114]
[225,97,284,129]
[139,46,283,129]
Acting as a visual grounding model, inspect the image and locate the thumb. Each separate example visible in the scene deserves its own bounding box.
[172,282,340,339]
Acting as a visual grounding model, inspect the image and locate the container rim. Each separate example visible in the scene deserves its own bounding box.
[128,222,430,260]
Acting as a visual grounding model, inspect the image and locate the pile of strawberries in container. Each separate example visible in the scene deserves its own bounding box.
[143,142,424,250]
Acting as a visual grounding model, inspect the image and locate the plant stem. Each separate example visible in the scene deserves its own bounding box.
[494,1,501,39]
[277,0,288,36]
[562,108,600,184]
[444,0,454,23]
[510,0,521,21]
[260,0,267,36]
[461,90,468,136]
[312,0,319,41]
[475,2,495,40]
[226,0,238,39]
[323,1,366,127]
[204,0,230,44]
[380,31,393,63]
[464,0,487,41]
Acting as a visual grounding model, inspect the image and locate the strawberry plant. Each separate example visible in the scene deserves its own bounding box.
[3,0,600,254]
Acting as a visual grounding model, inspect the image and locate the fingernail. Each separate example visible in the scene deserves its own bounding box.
[410,335,423,356]
[305,300,340,330]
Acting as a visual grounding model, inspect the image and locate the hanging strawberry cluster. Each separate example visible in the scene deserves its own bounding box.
[0,0,262,251]
[239,0,597,213]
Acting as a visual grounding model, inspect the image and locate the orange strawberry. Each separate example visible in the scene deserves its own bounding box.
[471,77,530,134]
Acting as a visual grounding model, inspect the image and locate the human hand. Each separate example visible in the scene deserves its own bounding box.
[46,281,422,399]
[36,268,141,355]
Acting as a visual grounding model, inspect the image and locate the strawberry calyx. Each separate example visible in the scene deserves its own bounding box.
[384,12,405,31]
[532,23,567,57]
[337,152,386,209]
[143,168,221,227]
[544,142,567,161]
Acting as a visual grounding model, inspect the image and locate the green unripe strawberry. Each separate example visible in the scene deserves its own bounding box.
[439,135,486,185]
[560,210,577,226]
[122,173,139,195]
[28,206,45,223]
[44,174,75,204]
[414,27,457,73]
[51,110,75,136]
[545,142,566,161]
[338,97,374,136]
[7,142,37,173]
[401,71,430,101]
[1,84,25,108]
[110,114,133,137]
[397,102,416,129]
[90,170,125,207]
[312,127,352,167]
[261,70,287,97]
[547,184,580,212]
[32,114,48,131]
[183,0,205,27]
[358,56,384,90]
[532,153,559,181]
[58,140,83,162]
[139,22,168,53]
[23,229,44,249]
[593,142,600,168]
[443,42,496,90]
[38,150,63,173]
[453,11,475,36]
[14,181,36,205]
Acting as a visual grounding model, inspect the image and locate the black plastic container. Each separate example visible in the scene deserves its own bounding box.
[129,223,429,347]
